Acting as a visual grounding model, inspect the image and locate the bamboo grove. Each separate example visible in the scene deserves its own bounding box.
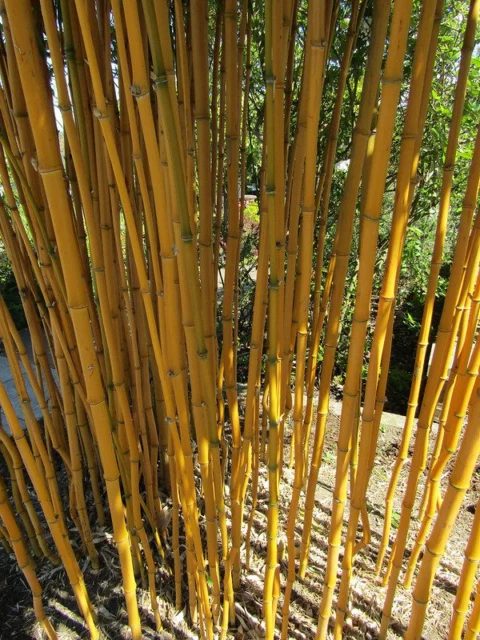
[0,0,478,638]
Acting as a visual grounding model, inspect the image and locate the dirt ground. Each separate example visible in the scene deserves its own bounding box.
[0,396,477,639]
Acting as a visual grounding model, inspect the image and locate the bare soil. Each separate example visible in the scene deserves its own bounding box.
[0,396,477,639]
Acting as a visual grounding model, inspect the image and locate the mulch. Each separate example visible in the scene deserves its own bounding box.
[0,396,477,639]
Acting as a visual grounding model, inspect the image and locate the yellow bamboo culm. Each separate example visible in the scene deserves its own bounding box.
[405,385,480,639]
[449,494,480,639]
[465,582,480,640]
[0,475,57,640]
[379,3,480,636]
[0,1,478,640]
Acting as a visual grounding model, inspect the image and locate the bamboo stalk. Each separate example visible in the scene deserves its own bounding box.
[465,582,480,640]
[263,1,281,635]
[299,0,390,585]
[405,384,480,639]
[448,494,480,639]
[0,475,57,640]
[282,3,327,635]
[332,2,438,632]
[0,3,476,639]
[380,5,480,633]
[4,2,141,634]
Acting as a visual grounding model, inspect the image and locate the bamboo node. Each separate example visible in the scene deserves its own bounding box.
[152,74,169,88]
[12,431,27,444]
[353,125,371,137]
[382,75,403,85]
[67,302,88,312]
[37,164,64,176]
[92,108,108,120]
[361,213,379,223]
[448,479,469,491]
[130,85,149,99]
[412,593,429,605]
[425,542,442,558]
[102,471,121,484]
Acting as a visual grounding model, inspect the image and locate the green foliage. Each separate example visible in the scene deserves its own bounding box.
[236,221,260,376]
[243,200,259,224]
[386,367,414,415]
